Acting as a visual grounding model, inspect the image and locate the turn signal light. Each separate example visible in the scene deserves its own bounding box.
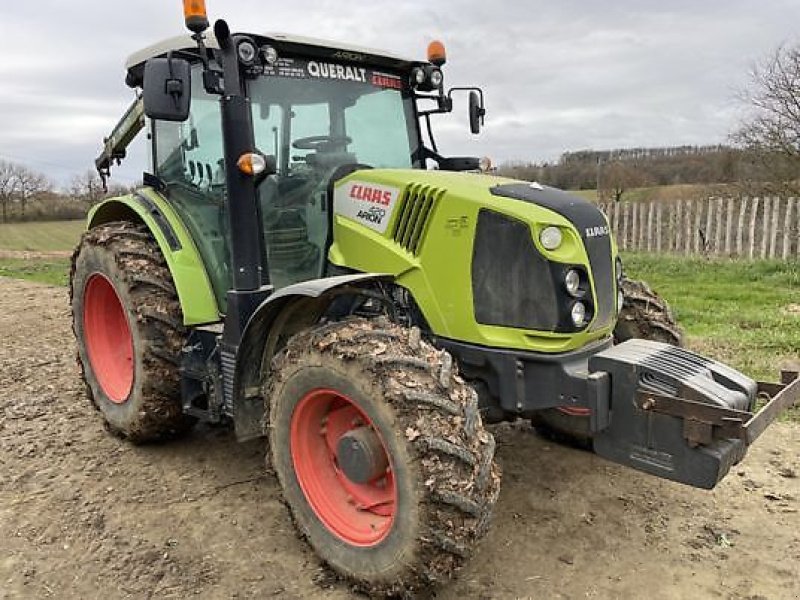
[184,0,209,33]
[427,40,447,67]
[237,153,267,176]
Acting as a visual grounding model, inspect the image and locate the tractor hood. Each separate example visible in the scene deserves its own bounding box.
[329,169,618,354]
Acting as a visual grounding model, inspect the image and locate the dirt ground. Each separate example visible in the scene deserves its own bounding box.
[1,277,798,600]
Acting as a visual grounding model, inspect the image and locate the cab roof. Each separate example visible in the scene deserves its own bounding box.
[126,32,417,81]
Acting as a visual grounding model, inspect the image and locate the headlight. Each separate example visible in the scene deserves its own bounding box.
[618,291,625,311]
[429,68,444,88]
[615,256,624,283]
[540,226,562,251]
[411,67,426,86]
[237,40,258,65]
[571,302,587,327]
[261,45,279,65]
[565,269,581,297]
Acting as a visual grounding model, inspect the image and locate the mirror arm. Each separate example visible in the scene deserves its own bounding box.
[165,52,184,110]
[448,86,486,125]
[424,113,439,154]
[188,28,224,95]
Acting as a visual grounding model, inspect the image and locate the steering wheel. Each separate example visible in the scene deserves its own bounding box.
[292,135,352,152]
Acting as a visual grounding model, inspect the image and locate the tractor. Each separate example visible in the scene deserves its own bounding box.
[72,1,799,595]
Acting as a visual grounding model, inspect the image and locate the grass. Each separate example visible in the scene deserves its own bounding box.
[0,220,85,252]
[622,252,800,383]
[0,257,71,286]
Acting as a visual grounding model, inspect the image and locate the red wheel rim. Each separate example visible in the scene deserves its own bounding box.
[557,406,591,417]
[290,389,396,546]
[83,274,134,404]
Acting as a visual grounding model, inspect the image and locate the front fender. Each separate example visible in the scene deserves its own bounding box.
[232,273,390,441]
[88,187,220,325]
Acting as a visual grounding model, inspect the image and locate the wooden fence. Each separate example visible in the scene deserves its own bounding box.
[598,197,800,259]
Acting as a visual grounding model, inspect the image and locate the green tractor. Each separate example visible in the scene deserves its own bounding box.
[73,2,799,595]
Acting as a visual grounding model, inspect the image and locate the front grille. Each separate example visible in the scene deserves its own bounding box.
[584,232,615,331]
[472,210,560,331]
[391,184,443,255]
[489,183,617,332]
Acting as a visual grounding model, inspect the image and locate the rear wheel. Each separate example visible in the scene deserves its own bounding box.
[533,276,682,445]
[70,221,194,442]
[267,318,500,595]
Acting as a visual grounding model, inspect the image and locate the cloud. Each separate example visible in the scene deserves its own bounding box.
[0,0,799,186]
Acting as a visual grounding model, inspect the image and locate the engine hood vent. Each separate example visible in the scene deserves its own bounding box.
[391,184,444,255]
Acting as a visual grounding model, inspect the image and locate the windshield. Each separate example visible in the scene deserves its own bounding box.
[245,58,420,289]
[248,58,420,173]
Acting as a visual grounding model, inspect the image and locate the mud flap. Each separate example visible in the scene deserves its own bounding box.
[588,340,799,490]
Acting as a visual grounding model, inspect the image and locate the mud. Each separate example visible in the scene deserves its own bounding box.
[0,278,798,599]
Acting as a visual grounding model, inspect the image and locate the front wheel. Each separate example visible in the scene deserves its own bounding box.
[266,318,500,595]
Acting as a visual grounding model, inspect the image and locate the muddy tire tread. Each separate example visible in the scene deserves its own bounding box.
[70,221,194,443]
[267,318,501,596]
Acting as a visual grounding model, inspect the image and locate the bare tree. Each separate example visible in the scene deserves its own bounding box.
[15,166,50,218]
[599,161,647,202]
[69,169,106,205]
[732,43,800,193]
[0,161,21,223]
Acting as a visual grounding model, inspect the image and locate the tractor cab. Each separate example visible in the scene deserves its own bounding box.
[110,30,483,303]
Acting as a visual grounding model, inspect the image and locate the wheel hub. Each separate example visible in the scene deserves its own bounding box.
[336,427,389,484]
[290,389,397,546]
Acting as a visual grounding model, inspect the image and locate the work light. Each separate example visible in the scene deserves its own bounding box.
[571,302,587,327]
[565,269,581,297]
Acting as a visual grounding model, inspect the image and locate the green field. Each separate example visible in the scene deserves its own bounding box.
[0,221,797,385]
[0,257,71,286]
[621,253,799,382]
[0,220,85,252]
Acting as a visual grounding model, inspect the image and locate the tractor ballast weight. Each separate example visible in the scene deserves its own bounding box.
[74,4,799,595]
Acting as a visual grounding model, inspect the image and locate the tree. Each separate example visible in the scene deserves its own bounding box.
[598,161,647,202]
[0,161,19,223]
[732,43,800,193]
[15,167,50,218]
[69,169,106,205]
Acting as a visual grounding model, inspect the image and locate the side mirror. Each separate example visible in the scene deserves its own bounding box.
[143,57,192,122]
[469,91,486,135]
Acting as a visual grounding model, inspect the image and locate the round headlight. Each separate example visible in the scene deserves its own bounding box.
[571,302,587,327]
[565,269,581,296]
[237,40,258,65]
[615,256,624,282]
[429,68,444,88]
[540,226,563,251]
[411,67,426,86]
[261,45,279,65]
[618,291,625,311]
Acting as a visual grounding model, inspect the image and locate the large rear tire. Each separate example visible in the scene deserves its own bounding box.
[533,276,682,446]
[267,318,500,596]
[70,221,194,443]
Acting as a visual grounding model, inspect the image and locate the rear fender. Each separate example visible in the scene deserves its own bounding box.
[232,273,391,441]
[88,188,219,325]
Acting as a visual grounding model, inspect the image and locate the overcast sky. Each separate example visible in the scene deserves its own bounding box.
[1,1,799,188]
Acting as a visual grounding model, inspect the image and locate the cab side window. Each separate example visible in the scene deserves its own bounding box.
[152,65,231,309]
